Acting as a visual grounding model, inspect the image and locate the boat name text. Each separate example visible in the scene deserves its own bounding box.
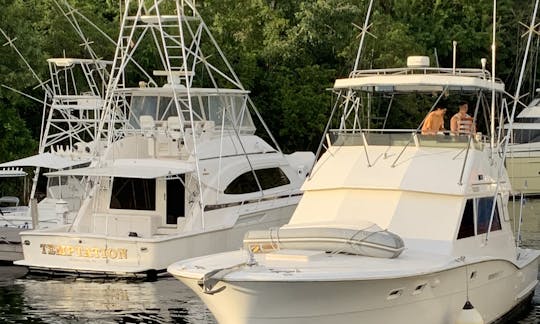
[39,244,128,259]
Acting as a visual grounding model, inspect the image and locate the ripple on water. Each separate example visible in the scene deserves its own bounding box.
[0,276,215,324]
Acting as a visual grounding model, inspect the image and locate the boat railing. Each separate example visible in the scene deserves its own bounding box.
[328,129,486,150]
[349,67,497,80]
[206,190,301,213]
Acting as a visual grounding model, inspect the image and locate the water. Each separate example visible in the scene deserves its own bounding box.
[0,274,216,323]
[1,201,540,323]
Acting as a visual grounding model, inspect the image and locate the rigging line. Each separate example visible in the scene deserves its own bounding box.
[353,0,374,71]
[177,4,271,198]
[0,28,52,96]
[487,0,540,243]
[188,5,266,195]
[59,0,116,46]
[490,0,496,153]
[517,191,524,247]
[200,18,283,152]
[174,0,206,228]
[310,90,342,180]
[391,85,448,168]
[381,94,394,130]
[456,91,483,180]
[0,84,47,105]
[96,1,143,151]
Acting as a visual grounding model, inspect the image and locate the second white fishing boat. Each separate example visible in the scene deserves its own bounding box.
[15,0,314,278]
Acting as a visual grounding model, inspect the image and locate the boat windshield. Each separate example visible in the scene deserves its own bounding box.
[328,131,484,149]
[127,93,256,133]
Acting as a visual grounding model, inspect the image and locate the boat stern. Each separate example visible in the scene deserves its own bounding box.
[15,230,158,278]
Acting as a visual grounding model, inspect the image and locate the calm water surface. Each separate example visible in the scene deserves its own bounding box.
[2,199,540,323]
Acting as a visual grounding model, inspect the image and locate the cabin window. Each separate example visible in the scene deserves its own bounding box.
[48,176,68,187]
[129,96,158,128]
[457,199,475,239]
[457,197,502,239]
[511,128,540,144]
[224,168,290,195]
[476,197,502,234]
[166,176,185,224]
[110,177,156,210]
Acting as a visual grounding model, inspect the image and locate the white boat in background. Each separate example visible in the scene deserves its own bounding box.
[168,3,540,321]
[504,95,540,194]
[0,168,30,229]
[0,2,115,232]
[0,56,111,261]
[14,0,314,278]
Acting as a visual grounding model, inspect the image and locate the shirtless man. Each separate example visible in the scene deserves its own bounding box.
[421,107,447,135]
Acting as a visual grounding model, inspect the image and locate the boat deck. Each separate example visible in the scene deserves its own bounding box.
[171,246,539,282]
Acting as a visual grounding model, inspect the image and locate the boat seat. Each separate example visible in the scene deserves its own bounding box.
[140,115,156,137]
[140,115,156,156]
[167,116,182,140]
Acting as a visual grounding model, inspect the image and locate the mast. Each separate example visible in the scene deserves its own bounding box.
[490,0,496,152]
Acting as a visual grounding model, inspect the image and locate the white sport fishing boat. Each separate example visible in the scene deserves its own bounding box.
[504,95,540,194]
[0,57,111,223]
[169,62,540,324]
[0,1,116,261]
[0,57,111,261]
[15,0,314,278]
[168,4,540,322]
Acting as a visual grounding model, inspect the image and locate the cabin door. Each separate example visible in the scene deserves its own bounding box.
[166,176,185,225]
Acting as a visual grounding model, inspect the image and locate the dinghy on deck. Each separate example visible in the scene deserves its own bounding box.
[244,223,405,258]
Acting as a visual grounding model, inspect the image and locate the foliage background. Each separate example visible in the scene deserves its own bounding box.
[0,0,537,168]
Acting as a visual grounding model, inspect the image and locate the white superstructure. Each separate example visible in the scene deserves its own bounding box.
[14,0,314,278]
[169,55,540,323]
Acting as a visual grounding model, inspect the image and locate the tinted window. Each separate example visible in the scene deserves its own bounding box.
[166,177,185,224]
[457,200,475,239]
[477,197,502,234]
[110,177,156,210]
[48,176,68,187]
[511,129,540,144]
[224,168,290,194]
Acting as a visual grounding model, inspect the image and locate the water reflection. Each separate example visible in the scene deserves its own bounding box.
[511,198,540,324]
[0,276,215,323]
[512,198,540,249]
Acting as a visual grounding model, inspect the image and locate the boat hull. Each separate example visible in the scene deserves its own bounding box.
[174,258,538,324]
[0,227,23,261]
[506,155,540,195]
[15,204,296,278]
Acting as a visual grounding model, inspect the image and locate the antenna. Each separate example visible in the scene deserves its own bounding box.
[353,0,375,71]
[452,41,457,75]
[490,0,497,152]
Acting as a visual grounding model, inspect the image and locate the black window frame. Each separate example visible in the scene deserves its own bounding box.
[457,196,502,240]
[109,177,156,211]
[224,167,290,195]
[476,197,502,234]
[457,199,475,239]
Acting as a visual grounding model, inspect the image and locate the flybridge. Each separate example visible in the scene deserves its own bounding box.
[334,71,505,92]
[334,56,505,92]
